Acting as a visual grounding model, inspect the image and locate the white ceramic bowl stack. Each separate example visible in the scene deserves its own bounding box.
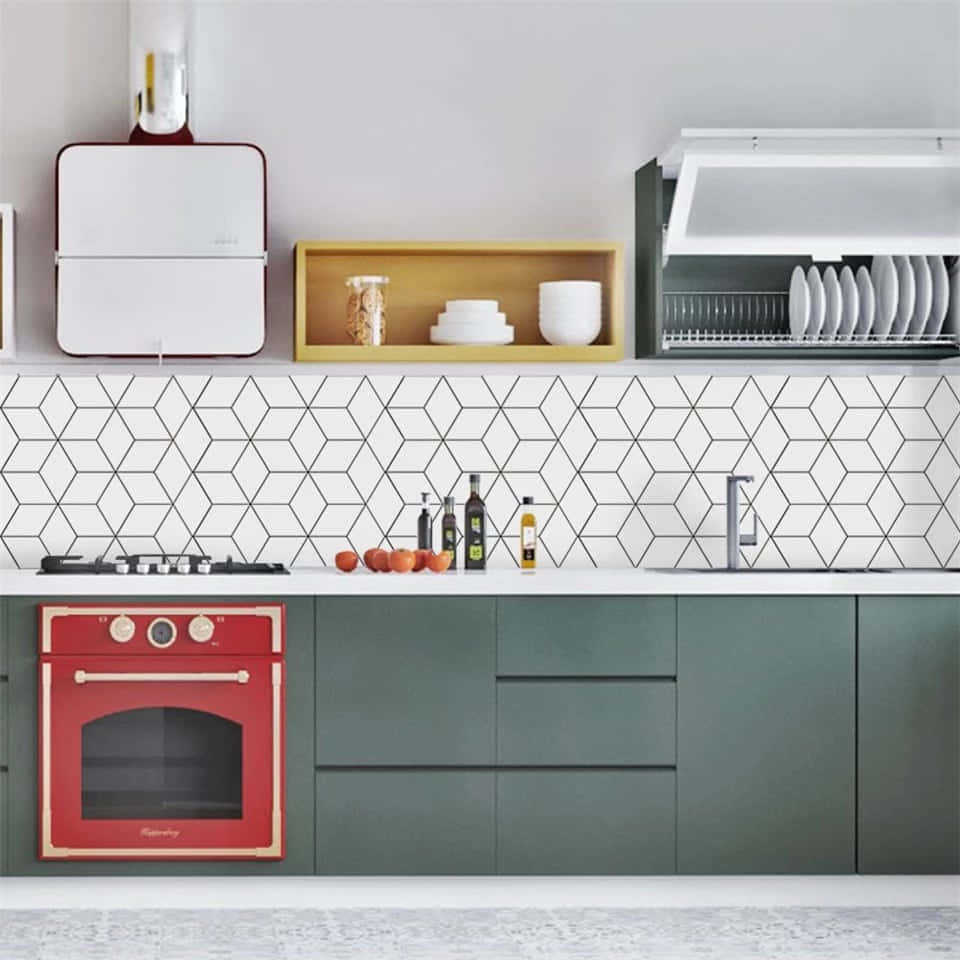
[430,300,514,345]
[539,281,602,345]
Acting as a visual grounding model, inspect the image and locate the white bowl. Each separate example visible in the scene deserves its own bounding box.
[539,314,601,346]
[436,311,507,326]
[445,299,499,314]
[539,281,601,295]
[431,324,514,345]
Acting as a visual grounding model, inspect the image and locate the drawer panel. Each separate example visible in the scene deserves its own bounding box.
[497,680,676,766]
[316,771,495,875]
[497,597,675,676]
[497,770,676,874]
[0,678,6,768]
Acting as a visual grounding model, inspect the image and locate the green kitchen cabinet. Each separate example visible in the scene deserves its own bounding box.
[677,596,856,874]
[497,680,676,766]
[497,770,675,874]
[497,597,675,676]
[315,597,495,765]
[858,597,959,874]
[316,771,495,875]
[3,595,317,876]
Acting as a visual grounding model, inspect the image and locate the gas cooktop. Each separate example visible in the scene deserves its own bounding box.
[39,554,290,575]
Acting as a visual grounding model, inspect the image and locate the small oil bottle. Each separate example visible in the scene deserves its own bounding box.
[417,492,433,551]
[520,496,537,569]
[441,495,457,568]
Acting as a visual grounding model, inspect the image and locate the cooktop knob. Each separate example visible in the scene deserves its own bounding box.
[176,558,192,575]
[136,561,152,575]
[156,561,171,575]
[109,615,136,643]
[188,615,215,643]
[147,617,177,649]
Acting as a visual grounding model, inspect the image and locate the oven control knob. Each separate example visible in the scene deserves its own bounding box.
[109,615,136,644]
[147,617,177,649]
[188,615,215,643]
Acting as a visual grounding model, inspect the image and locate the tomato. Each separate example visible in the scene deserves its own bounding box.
[389,549,416,573]
[335,551,359,572]
[372,549,390,572]
[363,548,381,571]
[427,551,452,573]
[413,549,433,572]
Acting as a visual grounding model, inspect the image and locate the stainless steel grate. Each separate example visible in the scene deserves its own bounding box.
[662,331,959,350]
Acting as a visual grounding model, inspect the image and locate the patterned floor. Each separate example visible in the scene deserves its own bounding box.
[0,908,956,959]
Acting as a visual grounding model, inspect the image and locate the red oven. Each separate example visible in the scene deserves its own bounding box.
[38,604,284,860]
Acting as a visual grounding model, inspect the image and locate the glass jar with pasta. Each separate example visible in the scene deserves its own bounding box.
[345,275,389,346]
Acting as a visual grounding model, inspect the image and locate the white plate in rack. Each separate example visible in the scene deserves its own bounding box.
[789,266,809,340]
[838,266,859,341]
[855,266,875,339]
[871,255,898,340]
[908,255,932,338]
[821,266,841,340]
[891,255,915,340]
[806,266,825,340]
[927,256,949,338]
[947,259,960,339]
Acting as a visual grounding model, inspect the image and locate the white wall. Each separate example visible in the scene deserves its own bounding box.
[2,0,958,361]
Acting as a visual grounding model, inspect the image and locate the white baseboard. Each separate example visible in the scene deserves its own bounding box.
[1,876,957,910]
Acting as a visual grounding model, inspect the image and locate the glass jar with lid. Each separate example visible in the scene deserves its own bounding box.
[345,275,389,346]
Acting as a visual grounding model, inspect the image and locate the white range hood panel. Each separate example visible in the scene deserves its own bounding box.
[661,130,960,261]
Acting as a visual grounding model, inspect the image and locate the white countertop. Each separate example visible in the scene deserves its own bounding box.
[3,567,960,597]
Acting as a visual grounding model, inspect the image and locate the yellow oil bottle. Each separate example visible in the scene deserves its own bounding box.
[520,496,536,569]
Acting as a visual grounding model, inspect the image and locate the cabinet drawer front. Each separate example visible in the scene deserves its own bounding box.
[0,679,6,768]
[316,771,495,875]
[497,770,675,875]
[497,597,675,676]
[316,597,495,765]
[498,680,676,766]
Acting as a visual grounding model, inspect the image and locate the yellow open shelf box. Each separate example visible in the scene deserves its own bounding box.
[294,241,624,362]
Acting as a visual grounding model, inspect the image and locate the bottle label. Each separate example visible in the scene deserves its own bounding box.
[522,526,536,549]
[469,545,483,561]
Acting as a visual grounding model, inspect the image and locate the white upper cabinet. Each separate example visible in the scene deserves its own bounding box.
[659,129,960,262]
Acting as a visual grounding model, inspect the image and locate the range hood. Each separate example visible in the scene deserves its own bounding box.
[659,129,960,262]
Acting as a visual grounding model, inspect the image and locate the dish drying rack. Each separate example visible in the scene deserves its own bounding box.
[660,292,959,352]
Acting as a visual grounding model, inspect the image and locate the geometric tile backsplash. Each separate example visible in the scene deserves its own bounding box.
[2,372,960,570]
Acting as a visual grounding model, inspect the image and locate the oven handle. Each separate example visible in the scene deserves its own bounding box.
[73,670,250,685]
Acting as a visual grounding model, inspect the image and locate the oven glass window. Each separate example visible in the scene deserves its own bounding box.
[81,707,243,820]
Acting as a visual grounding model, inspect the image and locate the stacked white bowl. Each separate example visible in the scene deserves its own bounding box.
[539,281,602,345]
[430,300,514,345]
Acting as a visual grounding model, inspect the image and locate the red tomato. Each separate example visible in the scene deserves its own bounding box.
[335,551,358,572]
[389,549,416,573]
[413,549,433,572]
[427,552,452,573]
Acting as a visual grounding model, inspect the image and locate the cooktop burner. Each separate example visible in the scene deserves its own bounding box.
[39,554,290,575]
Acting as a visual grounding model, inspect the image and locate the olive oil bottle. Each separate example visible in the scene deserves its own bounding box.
[520,496,537,569]
[441,495,457,568]
[464,473,486,570]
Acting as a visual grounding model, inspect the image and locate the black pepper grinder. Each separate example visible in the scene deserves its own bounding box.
[417,492,433,551]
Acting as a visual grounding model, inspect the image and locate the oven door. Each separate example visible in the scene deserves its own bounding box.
[39,656,283,860]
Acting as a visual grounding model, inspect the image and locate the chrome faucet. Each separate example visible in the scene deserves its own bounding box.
[726,474,757,569]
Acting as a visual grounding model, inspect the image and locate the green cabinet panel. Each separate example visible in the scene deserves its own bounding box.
[858,597,959,874]
[315,597,495,765]
[4,596,316,876]
[0,677,7,767]
[497,680,676,766]
[0,770,6,876]
[497,597,675,676]
[677,596,856,874]
[316,771,495,875]
[497,770,675,874]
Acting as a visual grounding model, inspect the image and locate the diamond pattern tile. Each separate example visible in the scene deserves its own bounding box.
[2,373,960,568]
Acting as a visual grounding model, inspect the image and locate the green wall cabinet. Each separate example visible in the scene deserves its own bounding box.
[858,597,960,874]
[497,770,675,875]
[315,597,495,765]
[316,771,495,875]
[497,597,675,676]
[677,596,856,874]
[3,596,317,876]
